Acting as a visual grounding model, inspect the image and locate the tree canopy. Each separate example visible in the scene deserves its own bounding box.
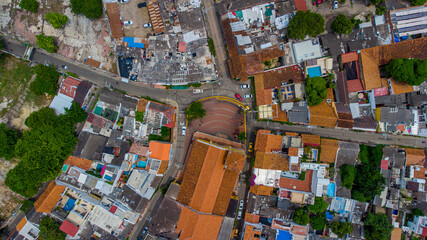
[385,58,427,86]
[64,102,88,124]
[29,64,60,96]
[311,213,326,230]
[305,77,327,106]
[39,217,66,240]
[70,0,103,19]
[19,0,39,13]
[292,208,309,225]
[287,11,325,40]
[364,213,393,240]
[5,106,87,197]
[185,101,206,120]
[340,164,356,189]
[411,0,426,5]
[45,12,69,29]
[308,197,328,213]
[375,5,386,16]
[330,221,353,238]
[331,14,354,35]
[352,163,385,202]
[412,208,425,217]
[36,34,57,53]
[0,124,19,160]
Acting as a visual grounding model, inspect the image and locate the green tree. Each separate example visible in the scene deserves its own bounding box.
[25,107,58,128]
[375,5,386,15]
[238,132,246,141]
[311,213,326,230]
[64,101,88,124]
[411,0,426,5]
[352,163,385,202]
[70,0,103,19]
[308,197,328,213]
[135,111,144,122]
[0,37,4,49]
[29,64,60,96]
[385,58,427,86]
[330,221,353,238]
[39,217,66,240]
[45,12,69,29]
[36,34,57,53]
[331,14,354,35]
[287,11,325,39]
[292,208,309,225]
[369,0,384,4]
[19,0,39,13]
[185,101,206,120]
[364,213,393,240]
[340,164,356,189]
[0,123,19,160]
[305,77,327,106]
[412,208,425,217]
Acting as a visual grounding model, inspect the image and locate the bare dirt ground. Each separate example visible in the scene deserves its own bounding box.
[118,1,154,38]
[1,0,116,71]
[0,158,24,221]
[307,0,376,23]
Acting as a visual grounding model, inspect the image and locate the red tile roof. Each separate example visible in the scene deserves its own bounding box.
[129,143,149,156]
[65,156,93,171]
[60,77,81,98]
[148,141,172,161]
[423,227,427,237]
[176,206,223,240]
[381,159,389,170]
[405,148,426,166]
[87,113,108,128]
[59,220,79,237]
[178,42,186,52]
[347,79,364,93]
[109,205,118,214]
[294,0,307,11]
[341,52,359,63]
[279,170,313,192]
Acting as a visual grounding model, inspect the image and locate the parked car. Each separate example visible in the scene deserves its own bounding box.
[143,23,152,28]
[239,200,244,210]
[141,227,148,236]
[121,0,130,3]
[61,65,68,70]
[123,20,133,26]
[333,1,338,9]
[240,84,250,89]
[237,210,242,220]
[244,94,253,98]
[138,2,147,7]
[193,89,203,94]
[182,126,186,136]
[235,93,243,101]
[248,142,253,152]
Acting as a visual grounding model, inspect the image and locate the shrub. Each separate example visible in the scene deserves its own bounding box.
[45,12,69,29]
[70,0,103,19]
[19,0,39,13]
[36,34,57,53]
[331,14,354,35]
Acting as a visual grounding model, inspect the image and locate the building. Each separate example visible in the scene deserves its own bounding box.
[389,5,427,42]
[49,77,92,115]
[292,38,322,63]
[34,181,66,213]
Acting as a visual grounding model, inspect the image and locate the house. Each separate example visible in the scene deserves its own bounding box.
[335,103,354,129]
[59,220,79,237]
[292,39,322,63]
[176,132,246,216]
[9,216,40,240]
[389,5,427,42]
[379,106,415,133]
[64,156,93,171]
[34,181,66,213]
[147,141,172,175]
[407,215,427,236]
[105,3,123,39]
[87,205,123,234]
[405,148,426,166]
[49,77,92,115]
[148,196,182,238]
[175,206,224,240]
[339,52,363,95]
[360,38,427,91]
[308,89,338,128]
[319,138,339,164]
[305,57,333,78]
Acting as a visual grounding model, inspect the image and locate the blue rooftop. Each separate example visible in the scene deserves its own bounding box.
[124,37,145,49]
[276,230,292,240]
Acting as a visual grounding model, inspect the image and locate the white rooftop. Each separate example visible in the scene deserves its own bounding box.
[49,93,73,115]
[292,39,322,63]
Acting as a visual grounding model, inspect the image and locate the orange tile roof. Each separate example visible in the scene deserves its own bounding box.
[243,225,261,240]
[249,185,274,196]
[405,148,426,166]
[85,58,101,68]
[34,181,66,213]
[157,161,169,175]
[301,134,321,146]
[341,52,359,63]
[254,130,283,153]
[272,104,288,122]
[254,152,289,171]
[390,77,415,95]
[137,98,149,112]
[319,138,339,163]
[176,206,223,240]
[65,156,93,171]
[263,65,305,88]
[294,0,308,11]
[279,170,313,192]
[360,37,427,90]
[286,132,300,136]
[288,147,299,157]
[105,3,123,39]
[391,228,402,240]
[16,216,27,232]
[414,166,425,179]
[308,102,338,128]
[177,139,245,215]
[149,141,172,161]
[291,224,309,236]
[147,2,165,35]
[245,213,260,223]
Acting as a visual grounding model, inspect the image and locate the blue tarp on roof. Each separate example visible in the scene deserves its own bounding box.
[124,37,145,49]
[326,211,333,220]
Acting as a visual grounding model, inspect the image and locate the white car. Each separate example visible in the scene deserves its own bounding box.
[121,0,130,3]
[240,84,250,89]
[333,1,338,9]
[123,20,133,26]
[244,94,253,98]
[143,23,152,28]
[182,126,186,136]
[239,200,244,210]
[237,210,242,220]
